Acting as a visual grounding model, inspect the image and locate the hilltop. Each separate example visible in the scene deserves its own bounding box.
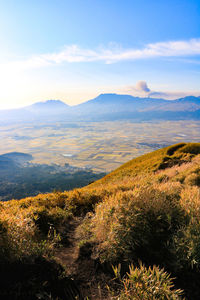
[27,100,69,115]
[1,143,200,299]
[0,152,33,164]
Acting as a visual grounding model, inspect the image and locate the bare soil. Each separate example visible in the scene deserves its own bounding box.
[55,217,111,299]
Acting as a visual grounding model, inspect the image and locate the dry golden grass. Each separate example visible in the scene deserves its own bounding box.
[111,263,183,299]
[0,142,200,298]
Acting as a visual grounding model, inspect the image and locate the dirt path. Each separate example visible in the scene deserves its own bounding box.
[55,217,111,299]
[55,217,82,276]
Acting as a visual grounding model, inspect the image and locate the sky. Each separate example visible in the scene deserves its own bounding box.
[0,0,200,109]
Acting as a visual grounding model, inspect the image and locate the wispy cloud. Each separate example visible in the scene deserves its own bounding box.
[3,38,200,70]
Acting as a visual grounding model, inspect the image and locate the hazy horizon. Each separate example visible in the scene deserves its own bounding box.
[0,89,200,111]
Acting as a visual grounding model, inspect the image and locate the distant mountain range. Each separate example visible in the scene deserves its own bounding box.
[1,94,200,123]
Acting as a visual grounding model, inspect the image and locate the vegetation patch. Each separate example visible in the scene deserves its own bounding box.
[87,186,185,266]
[1,143,200,298]
[178,143,200,155]
[166,143,186,156]
[111,263,183,299]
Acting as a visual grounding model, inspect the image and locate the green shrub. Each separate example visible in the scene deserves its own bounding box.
[173,224,200,270]
[112,263,183,299]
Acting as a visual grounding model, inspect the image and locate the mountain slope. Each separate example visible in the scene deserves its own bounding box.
[0,100,71,122]
[72,93,168,113]
[92,142,194,183]
[1,94,200,123]
[72,94,200,120]
[1,143,200,298]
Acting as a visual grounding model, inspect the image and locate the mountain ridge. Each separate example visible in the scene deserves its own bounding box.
[1,94,200,122]
[28,99,69,109]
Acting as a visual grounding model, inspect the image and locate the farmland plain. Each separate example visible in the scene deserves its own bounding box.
[1,120,200,172]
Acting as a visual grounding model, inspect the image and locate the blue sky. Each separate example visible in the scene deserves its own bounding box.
[0,0,200,108]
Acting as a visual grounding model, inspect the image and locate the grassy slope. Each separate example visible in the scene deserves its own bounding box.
[92,142,200,183]
[1,142,200,299]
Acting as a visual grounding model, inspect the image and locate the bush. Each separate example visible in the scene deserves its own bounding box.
[112,263,183,299]
[173,186,200,270]
[34,206,70,234]
[90,186,185,266]
[173,224,200,270]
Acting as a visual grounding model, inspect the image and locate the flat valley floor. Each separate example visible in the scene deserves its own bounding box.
[1,120,200,172]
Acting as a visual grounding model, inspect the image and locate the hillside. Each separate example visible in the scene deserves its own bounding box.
[72,94,200,121]
[1,143,200,299]
[0,152,33,164]
[0,152,105,201]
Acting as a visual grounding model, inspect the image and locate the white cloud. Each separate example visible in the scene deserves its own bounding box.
[2,38,200,70]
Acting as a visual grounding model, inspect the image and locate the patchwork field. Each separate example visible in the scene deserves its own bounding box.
[1,120,200,172]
